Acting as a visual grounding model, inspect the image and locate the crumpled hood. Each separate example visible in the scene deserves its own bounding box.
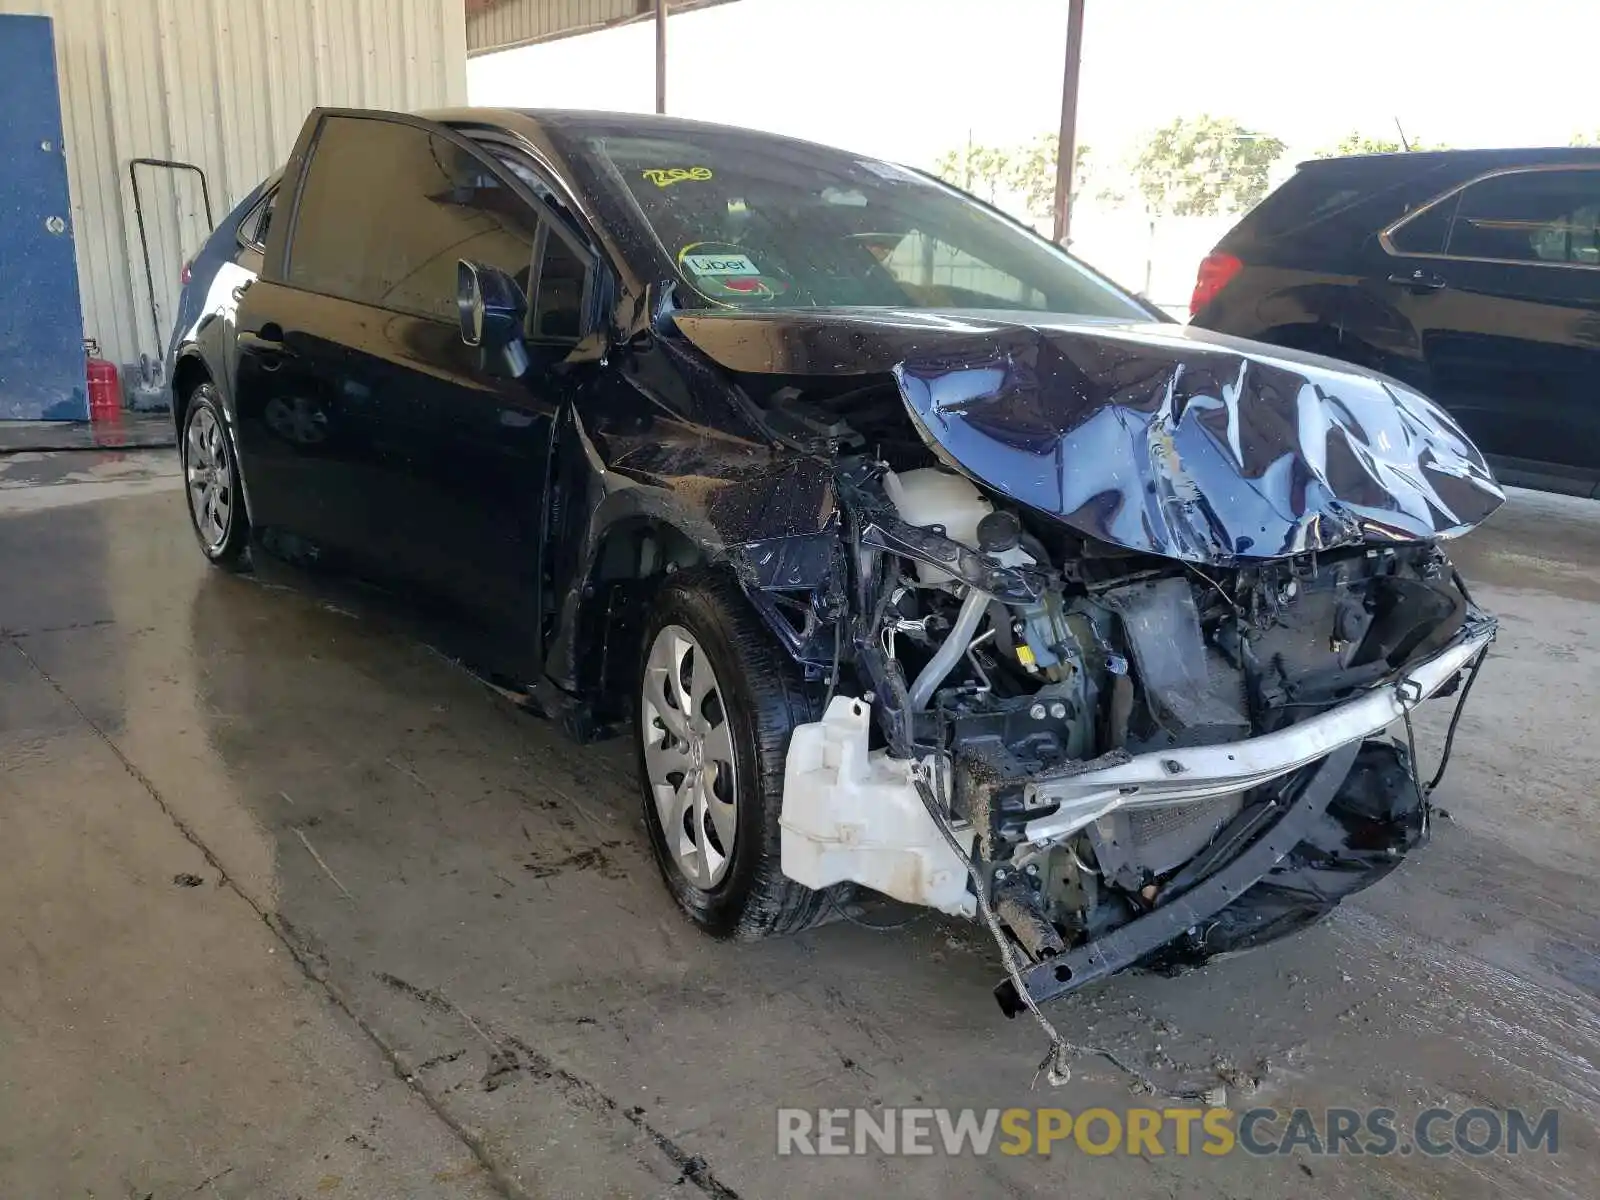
[672,308,1505,563]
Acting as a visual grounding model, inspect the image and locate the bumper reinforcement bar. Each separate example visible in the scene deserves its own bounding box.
[1020,618,1495,846]
[995,740,1362,1016]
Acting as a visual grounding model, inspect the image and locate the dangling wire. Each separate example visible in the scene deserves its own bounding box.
[907,756,1166,1091]
[1397,644,1488,809]
[1399,690,1428,813]
[822,618,843,709]
[1428,649,1485,793]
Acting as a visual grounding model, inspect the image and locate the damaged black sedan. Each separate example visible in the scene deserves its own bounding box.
[168,107,1502,1022]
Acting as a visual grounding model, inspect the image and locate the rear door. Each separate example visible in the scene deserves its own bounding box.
[232,111,374,558]
[1375,166,1600,493]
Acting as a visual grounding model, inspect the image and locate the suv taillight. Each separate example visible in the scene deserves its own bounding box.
[1190,251,1242,317]
[180,260,192,286]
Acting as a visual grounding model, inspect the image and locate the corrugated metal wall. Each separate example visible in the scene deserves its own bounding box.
[469,0,644,54]
[466,0,735,55]
[0,0,467,368]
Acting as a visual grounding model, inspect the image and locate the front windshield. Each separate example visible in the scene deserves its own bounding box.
[592,130,1149,318]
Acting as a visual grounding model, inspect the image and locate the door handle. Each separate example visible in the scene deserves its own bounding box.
[1388,270,1447,293]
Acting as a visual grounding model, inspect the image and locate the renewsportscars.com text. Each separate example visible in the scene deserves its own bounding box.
[776,1106,1560,1158]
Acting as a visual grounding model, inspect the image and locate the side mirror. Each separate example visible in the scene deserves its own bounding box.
[457,259,529,376]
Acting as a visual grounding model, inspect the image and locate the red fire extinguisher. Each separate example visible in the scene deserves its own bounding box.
[85,338,122,423]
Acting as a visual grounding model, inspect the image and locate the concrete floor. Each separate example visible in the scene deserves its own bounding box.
[1,447,1597,1198]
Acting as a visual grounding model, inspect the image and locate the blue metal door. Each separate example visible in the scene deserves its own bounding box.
[0,14,87,420]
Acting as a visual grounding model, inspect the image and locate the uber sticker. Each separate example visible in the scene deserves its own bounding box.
[683,253,760,277]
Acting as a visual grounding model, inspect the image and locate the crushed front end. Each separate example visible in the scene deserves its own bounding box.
[780,458,1494,1013]
[681,315,1504,1018]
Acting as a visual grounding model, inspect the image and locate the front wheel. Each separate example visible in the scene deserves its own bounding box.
[181,383,250,570]
[635,570,830,939]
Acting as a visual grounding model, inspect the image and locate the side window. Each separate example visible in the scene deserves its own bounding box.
[530,228,589,343]
[238,188,277,251]
[1446,169,1600,265]
[256,190,277,249]
[489,150,568,219]
[1388,194,1458,255]
[476,142,596,341]
[286,116,538,318]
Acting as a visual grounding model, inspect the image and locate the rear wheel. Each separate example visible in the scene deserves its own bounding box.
[635,570,829,939]
[182,383,250,570]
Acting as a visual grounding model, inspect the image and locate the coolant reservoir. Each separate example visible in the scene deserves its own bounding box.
[883,467,995,585]
[883,468,994,585]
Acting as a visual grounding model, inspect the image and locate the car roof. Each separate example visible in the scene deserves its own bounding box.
[417,106,876,161]
[1216,146,1600,249]
[1295,145,1600,174]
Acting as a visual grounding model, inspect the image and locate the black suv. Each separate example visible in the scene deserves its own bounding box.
[1190,147,1600,496]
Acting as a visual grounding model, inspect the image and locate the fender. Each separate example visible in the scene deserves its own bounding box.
[540,387,844,713]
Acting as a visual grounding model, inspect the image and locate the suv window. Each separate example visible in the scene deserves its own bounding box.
[1238,172,1366,241]
[1388,194,1458,255]
[286,115,540,318]
[1446,169,1600,265]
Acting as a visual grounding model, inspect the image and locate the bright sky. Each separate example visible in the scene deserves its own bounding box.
[469,0,1599,170]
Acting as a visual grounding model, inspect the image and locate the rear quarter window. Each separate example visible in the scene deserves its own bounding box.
[1234,173,1367,241]
[1227,158,1458,250]
[237,187,277,251]
[1387,195,1459,254]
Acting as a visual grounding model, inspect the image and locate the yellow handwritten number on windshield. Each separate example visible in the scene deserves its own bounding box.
[643,166,713,188]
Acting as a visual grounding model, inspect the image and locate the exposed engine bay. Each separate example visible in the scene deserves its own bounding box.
[776,436,1493,1022]
[660,311,1504,1054]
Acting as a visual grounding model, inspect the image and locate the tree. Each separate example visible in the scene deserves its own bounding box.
[1572,131,1600,147]
[933,134,1093,222]
[1315,131,1450,158]
[1322,133,1404,157]
[932,141,1015,204]
[1131,115,1285,216]
[1004,134,1093,223]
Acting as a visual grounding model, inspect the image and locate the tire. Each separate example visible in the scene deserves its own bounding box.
[181,382,251,570]
[635,568,830,939]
